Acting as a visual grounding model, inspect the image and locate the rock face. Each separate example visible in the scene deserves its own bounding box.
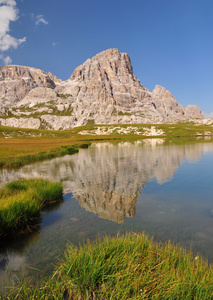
[58,49,147,106]
[0,49,204,130]
[152,85,185,118]
[0,65,61,107]
[185,105,204,119]
[17,87,58,107]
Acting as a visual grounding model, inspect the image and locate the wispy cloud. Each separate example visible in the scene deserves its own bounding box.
[0,54,12,65]
[204,112,213,118]
[52,41,59,47]
[35,14,48,26]
[0,0,26,64]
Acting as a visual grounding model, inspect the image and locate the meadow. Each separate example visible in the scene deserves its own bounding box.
[1,123,213,169]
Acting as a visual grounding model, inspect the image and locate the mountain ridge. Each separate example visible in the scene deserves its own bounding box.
[0,48,205,130]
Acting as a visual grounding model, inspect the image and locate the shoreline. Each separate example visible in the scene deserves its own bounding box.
[1,123,213,169]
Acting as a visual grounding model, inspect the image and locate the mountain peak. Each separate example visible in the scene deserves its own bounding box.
[0,49,205,130]
[69,48,135,84]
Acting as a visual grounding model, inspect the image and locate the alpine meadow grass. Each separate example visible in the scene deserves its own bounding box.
[3,233,213,299]
[0,178,63,239]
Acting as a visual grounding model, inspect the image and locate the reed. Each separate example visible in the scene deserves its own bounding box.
[0,178,63,238]
[3,233,213,299]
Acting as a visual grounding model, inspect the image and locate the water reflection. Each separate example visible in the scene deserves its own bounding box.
[1,139,213,291]
[1,140,213,223]
[0,199,65,288]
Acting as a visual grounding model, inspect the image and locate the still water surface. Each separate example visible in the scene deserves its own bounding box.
[1,139,213,287]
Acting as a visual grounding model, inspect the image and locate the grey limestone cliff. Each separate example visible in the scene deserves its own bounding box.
[0,49,204,129]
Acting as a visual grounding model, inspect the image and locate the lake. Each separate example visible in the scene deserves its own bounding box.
[1,138,213,289]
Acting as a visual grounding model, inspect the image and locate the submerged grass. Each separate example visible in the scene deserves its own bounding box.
[0,178,63,239]
[3,233,213,299]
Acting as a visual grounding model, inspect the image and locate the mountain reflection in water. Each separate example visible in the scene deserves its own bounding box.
[1,139,212,224]
[1,139,213,290]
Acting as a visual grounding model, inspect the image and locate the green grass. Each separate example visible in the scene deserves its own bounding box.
[72,123,213,140]
[58,93,73,99]
[0,145,79,168]
[118,110,133,116]
[0,125,71,138]
[0,178,63,239]
[0,123,213,169]
[3,233,213,299]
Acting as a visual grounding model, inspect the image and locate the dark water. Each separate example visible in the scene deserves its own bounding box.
[1,139,213,288]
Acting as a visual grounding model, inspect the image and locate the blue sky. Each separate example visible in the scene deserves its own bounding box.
[0,0,213,114]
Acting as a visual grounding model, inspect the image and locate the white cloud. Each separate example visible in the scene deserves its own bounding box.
[35,15,48,26]
[0,0,26,62]
[0,54,12,64]
[0,2,18,39]
[0,1,16,5]
[3,55,12,64]
[0,34,26,51]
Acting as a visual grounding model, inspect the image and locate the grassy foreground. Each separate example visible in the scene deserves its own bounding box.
[0,178,63,239]
[3,233,213,299]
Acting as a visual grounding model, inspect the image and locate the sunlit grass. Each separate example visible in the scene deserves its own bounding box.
[1,123,213,169]
[0,178,63,238]
[3,233,213,299]
[0,143,90,168]
[58,233,213,299]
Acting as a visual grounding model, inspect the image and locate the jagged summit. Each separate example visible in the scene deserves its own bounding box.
[70,48,136,81]
[0,48,204,130]
[57,48,146,108]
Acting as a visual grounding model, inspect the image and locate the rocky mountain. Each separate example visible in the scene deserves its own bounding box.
[0,49,204,130]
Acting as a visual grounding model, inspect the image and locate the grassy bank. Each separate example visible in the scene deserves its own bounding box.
[0,178,63,239]
[0,145,79,169]
[1,123,213,169]
[3,233,213,299]
[0,142,91,169]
